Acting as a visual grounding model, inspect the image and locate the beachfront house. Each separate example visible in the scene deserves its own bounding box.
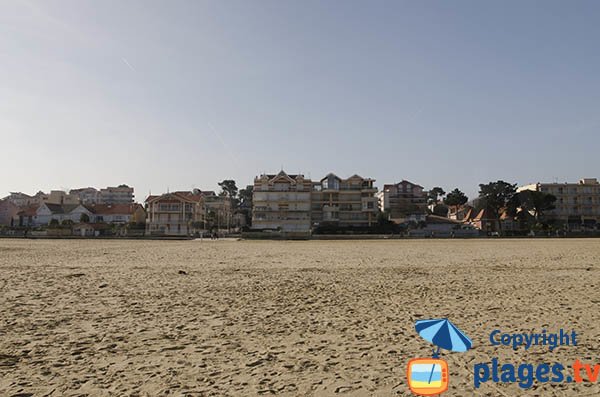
[34,203,94,225]
[0,199,19,227]
[252,171,313,233]
[84,203,146,224]
[145,191,205,236]
[251,171,379,235]
[518,178,600,230]
[377,180,428,222]
[311,173,378,229]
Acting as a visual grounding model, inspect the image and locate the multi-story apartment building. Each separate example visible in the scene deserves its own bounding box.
[518,178,600,226]
[251,171,378,233]
[69,187,100,204]
[145,191,205,236]
[46,190,80,205]
[69,185,134,204]
[311,173,378,228]
[377,180,428,221]
[252,171,313,232]
[3,191,47,207]
[7,186,134,208]
[99,185,134,204]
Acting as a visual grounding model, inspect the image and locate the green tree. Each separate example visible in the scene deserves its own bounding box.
[238,185,253,208]
[518,190,557,222]
[49,218,59,228]
[218,180,238,199]
[443,188,469,207]
[80,213,90,223]
[432,204,449,217]
[218,180,239,231]
[478,180,518,222]
[238,185,254,226]
[427,187,446,205]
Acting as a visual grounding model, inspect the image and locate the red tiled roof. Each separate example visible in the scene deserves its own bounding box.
[18,205,39,217]
[145,192,203,204]
[83,203,142,215]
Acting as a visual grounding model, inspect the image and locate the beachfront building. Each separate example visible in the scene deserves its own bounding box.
[46,190,80,205]
[447,205,475,222]
[202,191,235,230]
[13,206,39,227]
[145,191,205,236]
[84,203,146,224]
[69,185,134,204]
[251,171,378,233]
[69,187,100,204]
[0,199,19,226]
[311,173,378,229]
[518,178,600,228]
[34,203,95,225]
[99,185,134,204]
[377,180,428,221]
[3,191,48,207]
[252,171,313,233]
[5,190,79,206]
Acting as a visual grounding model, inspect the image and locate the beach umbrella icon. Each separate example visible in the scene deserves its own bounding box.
[413,319,472,390]
[415,318,473,357]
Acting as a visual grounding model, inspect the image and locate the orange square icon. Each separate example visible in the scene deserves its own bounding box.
[406,358,449,396]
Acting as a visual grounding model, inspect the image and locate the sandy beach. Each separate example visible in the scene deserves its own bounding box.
[1,238,599,396]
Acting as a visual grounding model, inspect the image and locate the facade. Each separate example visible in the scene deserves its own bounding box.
[0,199,19,226]
[518,178,600,227]
[311,173,378,228]
[251,171,378,233]
[46,190,80,205]
[447,205,474,221]
[69,185,135,204]
[202,191,234,229]
[469,208,498,232]
[4,192,47,207]
[252,172,312,232]
[145,192,205,236]
[12,203,143,227]
[35,203,93,225]
[84,203,146,224]
[70,187,100,204]
[99,185,134,204]
[14,206,38,227]
[377,180,428,221]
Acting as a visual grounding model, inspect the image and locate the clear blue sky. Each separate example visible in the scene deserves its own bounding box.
[2,0,599,201]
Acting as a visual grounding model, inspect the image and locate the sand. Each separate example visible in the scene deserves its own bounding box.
[0,238,599,396]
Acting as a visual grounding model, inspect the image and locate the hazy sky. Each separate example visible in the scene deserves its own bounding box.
[2,0,599,201]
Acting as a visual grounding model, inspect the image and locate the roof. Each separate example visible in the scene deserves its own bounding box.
[320,172,341,181]
[383,180,424,190]
[462,208,475,221]
[83,203,143,215]
[473,208,496,221]
[145,192,203,203]
[17,205,39,217]
[44,203,80,214]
